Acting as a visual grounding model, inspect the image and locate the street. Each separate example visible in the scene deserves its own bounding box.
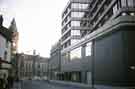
[14,80,90,89]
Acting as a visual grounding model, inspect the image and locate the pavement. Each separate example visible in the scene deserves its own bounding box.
[12,80,135,89]
[12,80,91,89]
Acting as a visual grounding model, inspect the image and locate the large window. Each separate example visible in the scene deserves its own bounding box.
[113,4,118,14]
[71,12,85,18]
[72,3,89,9]
[85,42,92,56]
[71,30,80,35]
[121,0,135,7]
[70,47,81,60]
[127,0,134,7]
[121,0,127,7]
[71,21,81,26]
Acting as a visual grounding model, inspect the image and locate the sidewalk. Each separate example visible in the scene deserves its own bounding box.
[48,80,135,89]
[49,80,92,89]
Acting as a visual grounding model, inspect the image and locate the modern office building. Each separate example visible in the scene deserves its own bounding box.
[60,0,91,83]
[60,0,135,88]
[61,0,90,50]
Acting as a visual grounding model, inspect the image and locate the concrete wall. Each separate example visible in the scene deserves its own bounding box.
[94,30,125,85]
[94,26,135,86]
[122,26,135,86]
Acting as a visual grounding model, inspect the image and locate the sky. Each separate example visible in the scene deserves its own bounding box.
[0,0,68,57]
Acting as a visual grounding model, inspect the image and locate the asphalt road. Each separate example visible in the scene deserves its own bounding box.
[15,80,89,89]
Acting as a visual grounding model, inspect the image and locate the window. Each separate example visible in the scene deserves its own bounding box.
[71,12,85,18]
[72,3,89,9]
[71,21,80,26]
[71,30,80,36]
[127,0,134,7]
[121,0,127,7]
[70,47,81,60]
[113,4,118,14]
[86,42,92,56]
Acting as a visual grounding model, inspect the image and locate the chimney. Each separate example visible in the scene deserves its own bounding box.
[0,15,3,26]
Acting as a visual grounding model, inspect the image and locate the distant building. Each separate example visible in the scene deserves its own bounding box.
[9,18,19,54]
[17,54,33,79]
[35,56,48,78]
[17,53,49,80]
[8,18,19,79]
[49,40,61,80]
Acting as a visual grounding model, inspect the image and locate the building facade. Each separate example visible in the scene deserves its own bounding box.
[17,53,33,79]
[49,40,61,80]
[17,53,49,80]
[9,18,19,80]
[0,15,12,79]
[59,0,135,88]
[34,56,48,79]
[61,0,90,50]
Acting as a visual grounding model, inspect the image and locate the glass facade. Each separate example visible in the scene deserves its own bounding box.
[62,52,70,64]
[85,42,92,56]
[70,47,81,60]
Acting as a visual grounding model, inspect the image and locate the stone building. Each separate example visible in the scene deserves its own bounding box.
[35,56,48,79]
[17,53,49,80]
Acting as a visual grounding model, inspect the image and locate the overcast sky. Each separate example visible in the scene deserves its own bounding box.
[0,0,68,57]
